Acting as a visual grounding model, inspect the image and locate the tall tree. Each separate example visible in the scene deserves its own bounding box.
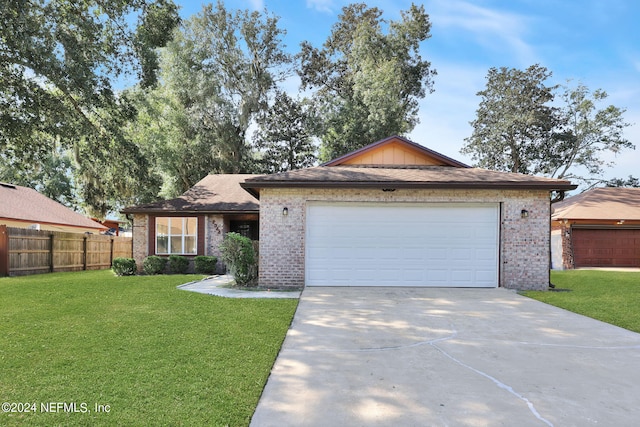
[0,0,179,216]
[547,84,633,183]
[461,65,559,175]
[130,1,292,196]
[253,91,317,173]
[462,66,633,185]
[299,3,436,161]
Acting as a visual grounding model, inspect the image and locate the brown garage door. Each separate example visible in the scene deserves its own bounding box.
[573,228,640,267]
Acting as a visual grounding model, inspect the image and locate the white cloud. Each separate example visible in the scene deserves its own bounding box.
[306,0,335,14]
[428,0,538,66]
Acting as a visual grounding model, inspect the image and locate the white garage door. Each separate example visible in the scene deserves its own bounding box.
[306,202,499,287]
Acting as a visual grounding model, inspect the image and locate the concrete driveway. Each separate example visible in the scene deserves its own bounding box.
[251,287,640,426]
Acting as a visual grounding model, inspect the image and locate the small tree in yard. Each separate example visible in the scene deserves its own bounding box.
[219,232,257,286]
[112,258,136,276]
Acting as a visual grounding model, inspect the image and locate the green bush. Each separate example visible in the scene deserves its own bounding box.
[194,256,218,275]
[143,256,167,275]
[168,255,189,274]
[219,232,257,286]
[112,257,136,276]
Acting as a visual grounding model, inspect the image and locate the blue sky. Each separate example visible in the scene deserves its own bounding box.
[175,0,639,183]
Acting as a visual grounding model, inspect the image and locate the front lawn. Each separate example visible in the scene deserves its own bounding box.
[523,270,640,333]
[0,270,298,426]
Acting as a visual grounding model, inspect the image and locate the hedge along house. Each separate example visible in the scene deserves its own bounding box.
[121,174,259,273]
[241,136,576,290]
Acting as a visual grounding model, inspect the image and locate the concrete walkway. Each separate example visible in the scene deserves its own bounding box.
[177,275,301,299]
[251,287,640,426]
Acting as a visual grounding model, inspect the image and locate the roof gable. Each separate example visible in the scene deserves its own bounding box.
[0,182,107,230]
[323,136,469,168]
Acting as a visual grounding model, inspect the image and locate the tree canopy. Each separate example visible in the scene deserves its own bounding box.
[0,0,180,216]
[253,91,317,173]
[129,1,292,197]
[299,3,436,161]
[4,2,636,217]
[462,65,633,186]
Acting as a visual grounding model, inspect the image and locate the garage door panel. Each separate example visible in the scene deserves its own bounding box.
[426,269,448,283]
[306,203,499,287]
[573,229,640,267]
[451,248,473,260]
[476,248,497,261]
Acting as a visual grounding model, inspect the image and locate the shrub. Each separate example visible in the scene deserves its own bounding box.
[112,258,136,276]
[143,256,167,275]
[194,256,218,275]
[219,232,257,286]
[168,255,189,274]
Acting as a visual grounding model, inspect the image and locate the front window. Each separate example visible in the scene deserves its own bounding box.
[156,217,197,255]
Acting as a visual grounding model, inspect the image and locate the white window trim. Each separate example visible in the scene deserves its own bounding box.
[155,217,197,255]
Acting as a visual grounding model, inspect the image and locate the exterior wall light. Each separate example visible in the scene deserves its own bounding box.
[282,207,288,216]
[521,209,529,219]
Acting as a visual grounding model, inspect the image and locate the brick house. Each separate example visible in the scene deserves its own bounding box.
[121,174,259,273]
[241,136,576,290]
[551,187,640,269]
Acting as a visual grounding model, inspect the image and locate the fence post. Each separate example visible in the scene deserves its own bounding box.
[49,233,54,272]
[110,238,115,267]
[83,235,87,271]
[0,225,8,277]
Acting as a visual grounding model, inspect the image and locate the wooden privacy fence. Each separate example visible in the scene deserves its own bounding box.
[0,225,132,277]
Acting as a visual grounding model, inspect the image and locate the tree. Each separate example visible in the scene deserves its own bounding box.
[254,92,317,173]
[130,1,292,196]
[0,143,75,207]
[299,3,436,161]
[462,67,633,186]
[547,84,633,183]
[0,0,180,216]
[606,176,640,188]
[461,65,560,175]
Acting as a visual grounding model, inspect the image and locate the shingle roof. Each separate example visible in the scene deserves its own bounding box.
[0,182,107,230]
[121,174,260,214]
[552,187,640,221]
[241,165,576,197]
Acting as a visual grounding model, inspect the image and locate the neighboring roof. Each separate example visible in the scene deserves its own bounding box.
[121,174,260,214]
[552,187,640,221]
[241,165,577,197]
[0,182,107,231]
[322,135,470,168]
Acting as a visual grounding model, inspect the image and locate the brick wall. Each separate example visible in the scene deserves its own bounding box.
[258,188,551,290]
[560,222,574,269]
[131,214,148,272]
[205,214,227,273]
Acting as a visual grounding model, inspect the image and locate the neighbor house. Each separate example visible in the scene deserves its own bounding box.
[551,187,640,269]
[241,136,576,290]
[0,182,107,234]
[121,174,259,273]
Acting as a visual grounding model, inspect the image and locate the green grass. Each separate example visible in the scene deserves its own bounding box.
[523,270,640,333]
[0,270,298,426]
